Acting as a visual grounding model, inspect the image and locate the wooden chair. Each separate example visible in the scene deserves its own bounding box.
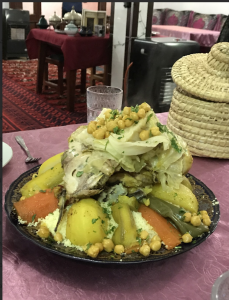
[89,65,109,86]
[43,54,86,95]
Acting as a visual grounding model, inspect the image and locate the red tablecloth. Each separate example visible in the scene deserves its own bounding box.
[26,29,111,71]
[152,25,220,47]
[3,113,229,300]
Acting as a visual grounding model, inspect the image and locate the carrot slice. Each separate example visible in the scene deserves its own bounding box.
[14,190,58,223]
[138,204,181,250]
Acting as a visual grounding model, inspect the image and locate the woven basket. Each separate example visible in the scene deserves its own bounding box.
[171,88,229,128]
[167,116,229,159]
[171,42,229,103]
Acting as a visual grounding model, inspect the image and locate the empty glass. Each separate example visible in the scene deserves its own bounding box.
[211,270,229,300]
[87,86,123,123]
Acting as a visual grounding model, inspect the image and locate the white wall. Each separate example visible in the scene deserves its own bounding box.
[154,2,229,15]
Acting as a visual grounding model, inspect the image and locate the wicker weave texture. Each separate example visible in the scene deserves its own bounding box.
[167,117,229,159]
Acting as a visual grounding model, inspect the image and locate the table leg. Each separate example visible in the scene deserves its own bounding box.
[66,69,76,112]
[36,41,47,94]
[81,69,86,93]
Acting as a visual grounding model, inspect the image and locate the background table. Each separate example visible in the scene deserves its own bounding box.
[3,113,229,300]
[152,25,220,48]
[26,29,111,112]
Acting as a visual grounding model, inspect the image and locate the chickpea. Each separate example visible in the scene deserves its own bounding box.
[94,242,103,252]
[183,212,191,222]
[138,108,146,119]
[150,240,161,251]
[139,244,151,257]
[106,120,117,132]
[54,232,63,242]
[105,131,110,139]
[123,106,131,115]
[125,119,134,127]
[92,128,106,139]
[104,109,112,119]
[118,120,125,129]
[140,230,149,240]
[97,118,105,126]
[182,233,193,243]
[87,122,97,134]
[139,130,150,141]
[140,102,151,112]
[130,112,139,121]
[87,245,100,258]
[203,215,211,226]
[102,238,114,253]
[151,235,161,242]
[114,245,125,255]
[150,126,161,136]
[200,210,208,216]
[123,115,130,121]
[37,226,50,238]
[190,215,201,227]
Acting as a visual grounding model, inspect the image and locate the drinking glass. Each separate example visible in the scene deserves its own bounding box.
[87,86,123,123]
[211,270,229,300]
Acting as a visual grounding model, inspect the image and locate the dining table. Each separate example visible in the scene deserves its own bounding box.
[2,112,229,300]
[26,28,111,112]
[151,25,220,48]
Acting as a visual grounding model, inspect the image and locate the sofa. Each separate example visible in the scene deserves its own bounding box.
[152,8,227,32]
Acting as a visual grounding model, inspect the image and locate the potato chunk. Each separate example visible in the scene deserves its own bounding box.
[66,198,108,246]
[150,183,198,214]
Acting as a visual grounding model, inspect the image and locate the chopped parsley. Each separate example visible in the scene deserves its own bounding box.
[105,226,116,235]
[174,246,182,249]
[136,237,142,245]
[192,240,197,244]
[109,109,119,120]
[47,235,55,243]
[131,104,139,113]
[179,208,186,214]
[105,140,109,151]
[101,220,105,224]
[146,113,153,123]
[92,218,99,224]
[39,190,46,193]
[51,167,54,170]
[118,206,123,209]
[86,242,92,250]
[76,171,83,177]
[134,120,139,124]
[113,127,124,135]
[74,153,79,157]
[117,136,123,140]
[70,139,73,142]
[137,228,142,234]
[32,214,36,222]
[157,122,182,153]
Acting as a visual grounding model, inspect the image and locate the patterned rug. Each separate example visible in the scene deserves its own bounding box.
[2,73,87,133]
[2,59,103,133]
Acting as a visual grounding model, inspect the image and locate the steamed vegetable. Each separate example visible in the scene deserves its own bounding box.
[150,183,198,214]
[112,203,139,249]
[149,196,209,237]
[14,190,58,223]
[38,152,63,176]
[66,198,108,246]
[20,163,64,198]
[138,204,182,250]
